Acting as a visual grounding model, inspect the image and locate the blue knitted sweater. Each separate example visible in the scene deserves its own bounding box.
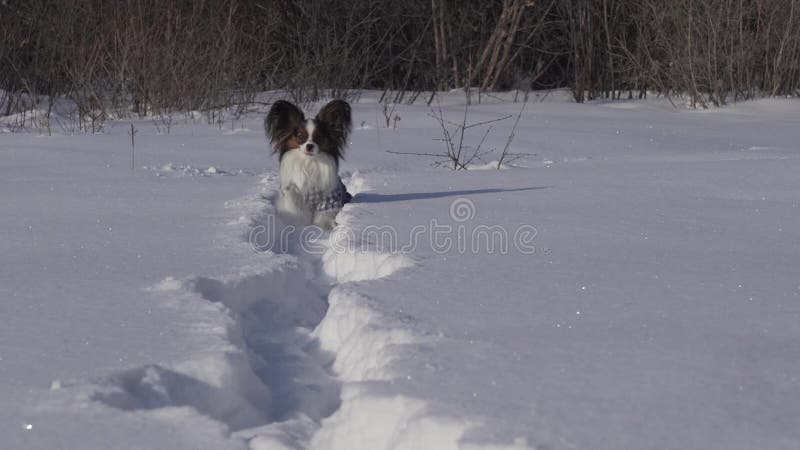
[301,177,352,212]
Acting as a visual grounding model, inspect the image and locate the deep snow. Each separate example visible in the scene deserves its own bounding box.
[2,92,799,449]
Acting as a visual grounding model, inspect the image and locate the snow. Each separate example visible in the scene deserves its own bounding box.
[2,92,800,449]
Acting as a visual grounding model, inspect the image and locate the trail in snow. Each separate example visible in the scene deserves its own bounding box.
[192,266,338,425]
[86,172,419,449]
[10,93,800,450]
[88,181,342,447]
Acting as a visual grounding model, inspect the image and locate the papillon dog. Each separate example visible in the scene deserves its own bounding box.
[265,99,352,229]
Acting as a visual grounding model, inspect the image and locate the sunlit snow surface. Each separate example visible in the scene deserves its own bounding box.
[2,91,799,449]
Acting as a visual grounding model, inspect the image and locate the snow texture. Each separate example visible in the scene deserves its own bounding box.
[2,91,800,449]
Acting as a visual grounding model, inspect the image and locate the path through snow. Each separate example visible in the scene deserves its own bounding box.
[6,92,800,450]
[87,172,423,449]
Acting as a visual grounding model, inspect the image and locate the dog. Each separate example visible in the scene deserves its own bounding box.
[265,99,352,229]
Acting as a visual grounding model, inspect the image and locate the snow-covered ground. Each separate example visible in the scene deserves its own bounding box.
[2,92,799,449]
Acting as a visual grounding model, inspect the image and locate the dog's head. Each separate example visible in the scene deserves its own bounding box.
[265,100,352,163]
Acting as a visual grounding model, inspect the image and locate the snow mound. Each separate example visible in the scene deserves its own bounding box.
[308,180,506,450]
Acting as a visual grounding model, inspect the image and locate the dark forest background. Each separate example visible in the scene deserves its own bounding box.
[2,0,799,121]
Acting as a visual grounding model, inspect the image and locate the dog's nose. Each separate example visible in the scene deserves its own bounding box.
[305,143,314,153]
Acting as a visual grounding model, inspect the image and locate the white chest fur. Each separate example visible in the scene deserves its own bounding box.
[278,149,340,228]
[279,149,339,194]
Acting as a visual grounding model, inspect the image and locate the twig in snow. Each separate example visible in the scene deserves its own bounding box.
[497,98,527,169]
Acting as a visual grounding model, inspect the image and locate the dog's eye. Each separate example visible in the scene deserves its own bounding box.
[295,129,307,139]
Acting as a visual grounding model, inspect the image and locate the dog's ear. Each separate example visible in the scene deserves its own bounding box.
[265,100,305,150]
[316,99,352,147]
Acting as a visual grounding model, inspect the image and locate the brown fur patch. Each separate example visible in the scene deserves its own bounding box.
[266,100,352,166]
[280,133,301,152]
